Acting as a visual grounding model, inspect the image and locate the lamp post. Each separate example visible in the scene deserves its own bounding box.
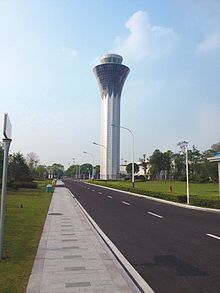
[111,124,135,188]
[83,151,95,179]
[177,141,189,204]
[72,158,78,180]
[92,142,107,180]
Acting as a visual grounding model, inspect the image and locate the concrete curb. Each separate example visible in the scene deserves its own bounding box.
[85,182,220,214]
[67,188,154,293]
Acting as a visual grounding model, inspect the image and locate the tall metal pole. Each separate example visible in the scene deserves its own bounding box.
[0,138,11,259]
[131,131,135,188]
[92,142,107,180]
[76,165,78,180]
[177,141,189,204]
[111,124,135,188]
[185,145,189,204]
[83,151,95,179]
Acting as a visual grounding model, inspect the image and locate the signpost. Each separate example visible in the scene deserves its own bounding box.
[0,113,12,259]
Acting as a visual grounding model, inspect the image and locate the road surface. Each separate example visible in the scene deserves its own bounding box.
[63,179,220,293]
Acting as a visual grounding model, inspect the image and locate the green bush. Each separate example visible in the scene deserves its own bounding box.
[190,196,220,209]
[134,175,146,181]
[8,181,38,189]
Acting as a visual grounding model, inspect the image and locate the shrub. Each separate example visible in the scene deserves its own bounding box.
[17,181,38,189]
[134,175,146,181]
[8,181,38,189]
[190,196,220,209]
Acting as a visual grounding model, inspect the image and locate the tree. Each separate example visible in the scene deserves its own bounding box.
[35,165,48,180]
[172,153,185,180]
[65,165,75,177]
[200,148,218,182]
[80,163,93,179]
[139,154,148,177]
[163,150,173,179]
[8,152,32,182]
[94,165,100,179]
[148,149,164,179]
[26,152,39,178]
[51,163,64,179]
[126,163,139,176]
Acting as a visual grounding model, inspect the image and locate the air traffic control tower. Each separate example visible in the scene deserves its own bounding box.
[93,53,130,179]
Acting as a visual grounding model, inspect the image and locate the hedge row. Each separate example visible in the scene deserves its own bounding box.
[190,196,220,209]
[7,181,38,189]
[88,180,220,209]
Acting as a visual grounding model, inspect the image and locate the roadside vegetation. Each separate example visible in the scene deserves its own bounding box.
[0,180,52,293]
[0,144,63,292]
[89,180,220,209]
[86,142,220,209]
[136,142,220,183]
[0,144,65,189]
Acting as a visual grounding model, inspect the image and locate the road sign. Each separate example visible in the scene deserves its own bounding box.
[3,113,12,140]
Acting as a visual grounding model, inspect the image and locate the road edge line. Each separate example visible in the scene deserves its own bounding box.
[66,188,154,293]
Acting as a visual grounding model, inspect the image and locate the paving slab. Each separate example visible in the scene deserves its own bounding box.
[26,181,140,293]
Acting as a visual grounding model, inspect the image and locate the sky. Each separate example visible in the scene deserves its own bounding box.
[0,0,220,168]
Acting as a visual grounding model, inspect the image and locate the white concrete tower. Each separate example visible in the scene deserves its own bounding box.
[93,53,130,179]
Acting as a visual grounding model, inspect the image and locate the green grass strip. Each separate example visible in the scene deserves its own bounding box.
[0,180,53,293]
[88,180,220,209]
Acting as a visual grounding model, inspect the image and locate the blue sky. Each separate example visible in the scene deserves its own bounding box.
[0,0,220,168]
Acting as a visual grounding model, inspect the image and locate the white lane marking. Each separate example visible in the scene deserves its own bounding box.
[98,192,102,195]
[122,201,130,206]
[206,233,220,241]
[147,212,163,219]
[107,196,112,199]
[92,190,95,192]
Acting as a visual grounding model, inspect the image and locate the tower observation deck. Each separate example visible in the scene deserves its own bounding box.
[93,53,130,180]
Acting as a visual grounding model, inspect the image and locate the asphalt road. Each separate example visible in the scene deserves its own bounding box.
[63,179,220,293]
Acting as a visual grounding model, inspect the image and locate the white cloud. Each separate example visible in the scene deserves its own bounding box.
[197,32,220,53]
[113,11,179,62]
[61,47,78,58]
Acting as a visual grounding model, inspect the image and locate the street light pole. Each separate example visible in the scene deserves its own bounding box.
[111,124,135,188]
[92,142,107,180]
[72,158,78,180]
[185,144,189,204]
[83,151,95,179]
[178,141,189,204]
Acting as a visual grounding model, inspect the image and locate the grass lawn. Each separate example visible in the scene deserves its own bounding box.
[0,180,52,293]
[89,180,220,209]
[96,180,219,197]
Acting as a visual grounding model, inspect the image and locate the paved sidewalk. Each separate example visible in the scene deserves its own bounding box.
[26,181,140,293]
